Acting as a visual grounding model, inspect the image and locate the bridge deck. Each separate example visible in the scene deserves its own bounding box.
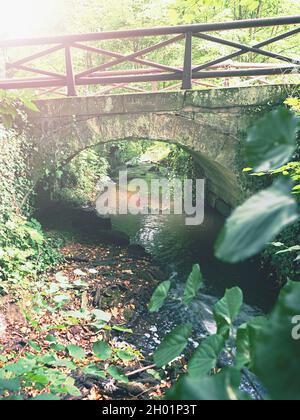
[30,84,297,120]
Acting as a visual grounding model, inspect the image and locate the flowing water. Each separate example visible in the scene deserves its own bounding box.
[108,163,270,398]
[39,161,270,398]
[110,164,277,312]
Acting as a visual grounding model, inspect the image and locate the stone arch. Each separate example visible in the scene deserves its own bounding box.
[31,111,243,214]
[29,86,295,213]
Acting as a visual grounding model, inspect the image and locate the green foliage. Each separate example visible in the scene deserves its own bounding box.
[151,268,300,400]
[93,341,113,360]
[154,324,192,368]
[166,368,245,401]
[0,93,62,293]
[150,273,245,386]
[188,335,225,378]
[110,141,150,166]
[0,266,140,399]
[55,147,109,207]
[245,107,299,172]
[216,104,300,263]
[83,365,106,379]
[148,280,171,313]
[183,264,203,306]
[235,316,266,369]
[252,281,300,401]
[0,215,62,292]
[149,103,300,401]
[216,178,299,263]
[263,227,300,284]
[67,345,86,361]
[107,366,129,383]
[0,90,38,129]
[285,97,300,115]
[165,146,199,181]
[213,287,244,339]
[0,353,81,399]
[244,98,300,282]
[0,135,33,219]
[262,162,300,192]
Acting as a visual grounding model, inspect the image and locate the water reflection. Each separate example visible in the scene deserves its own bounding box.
[112,197,277,311]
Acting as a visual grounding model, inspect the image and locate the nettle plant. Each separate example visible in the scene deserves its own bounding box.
[149,106,300,401]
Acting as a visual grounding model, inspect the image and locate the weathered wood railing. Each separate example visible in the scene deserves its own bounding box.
[0,15,299,96]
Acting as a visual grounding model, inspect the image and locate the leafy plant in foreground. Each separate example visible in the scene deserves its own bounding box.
[149,106,300,400]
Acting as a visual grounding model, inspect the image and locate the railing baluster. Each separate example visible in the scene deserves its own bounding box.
[65,45,77,97]
[182,32,192,90]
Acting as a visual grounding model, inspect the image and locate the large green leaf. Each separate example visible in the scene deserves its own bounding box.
[51,377,81,397]
[67,344,86,361]
[108,366,129,383]
[166,368,245,401]
[154,324,192,368]
[188,334,225,378]
[215,178,299,263]
[4,358,36,375]
[93,341,112,360]
[30,393,61,401]
[83,364,106,379]
[0,378,20,393]
[213,288,243,339]
[117,350,136,362]
[183,264,203,306]
[252,281,300,400]
[246,107,298,172]
[235,317,267,369]
[149,280,171,313]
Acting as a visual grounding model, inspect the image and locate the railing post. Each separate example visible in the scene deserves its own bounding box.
[182,32,192,90]
[65,45,77,96]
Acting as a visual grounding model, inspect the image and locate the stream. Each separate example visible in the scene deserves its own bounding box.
[110,163,277,312]
[107,162,270,399]
[38,161,272,399]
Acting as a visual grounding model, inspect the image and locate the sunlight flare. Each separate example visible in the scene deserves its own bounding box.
[0,0,61,38]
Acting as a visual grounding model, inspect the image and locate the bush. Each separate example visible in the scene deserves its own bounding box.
[54,147,109,206]
[0,134,33,219]
[0,93,63,293]
[0,214,63,292]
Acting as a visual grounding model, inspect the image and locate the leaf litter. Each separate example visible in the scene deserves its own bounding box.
[0,240,169,400]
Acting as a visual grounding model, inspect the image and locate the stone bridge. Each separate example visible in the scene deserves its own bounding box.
[28,84,295,214]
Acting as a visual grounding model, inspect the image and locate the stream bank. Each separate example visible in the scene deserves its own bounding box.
[16,158,273,399]
[0,194,267,400]
[0,239,167,400]
[0,234,264,400]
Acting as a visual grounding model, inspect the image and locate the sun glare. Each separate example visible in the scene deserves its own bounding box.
[0,0,61,39]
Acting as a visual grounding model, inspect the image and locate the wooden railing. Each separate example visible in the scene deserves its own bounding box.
[0,15,299,96]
